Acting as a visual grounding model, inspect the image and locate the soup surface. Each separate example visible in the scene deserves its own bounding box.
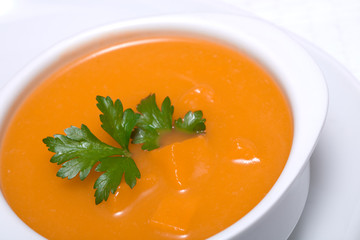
[0,36,293,239]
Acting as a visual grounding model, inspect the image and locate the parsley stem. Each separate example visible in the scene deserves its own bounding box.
[123,149,131,158]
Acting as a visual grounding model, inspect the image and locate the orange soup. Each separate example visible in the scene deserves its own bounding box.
[0,36,293,239]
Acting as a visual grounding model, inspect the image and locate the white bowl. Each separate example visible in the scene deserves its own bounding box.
[0,14,328,240]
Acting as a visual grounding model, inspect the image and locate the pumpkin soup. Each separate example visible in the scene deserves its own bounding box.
[0,36,293,239]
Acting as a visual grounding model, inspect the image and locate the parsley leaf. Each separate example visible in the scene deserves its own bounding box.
[96,96,140,150]
[43,125,126,180]
[132,94,174,150]
[43,96,141,205]
[94,157,140,204]
[174,110,206,134]
[44,94,206,205]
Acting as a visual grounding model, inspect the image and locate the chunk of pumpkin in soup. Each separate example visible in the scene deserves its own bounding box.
[149,135,211,190]
[151,193,199,234]
[228,137,259,164]
[106,173,159,215]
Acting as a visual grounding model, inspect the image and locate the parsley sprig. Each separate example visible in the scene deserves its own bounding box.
[131,94,174,151]
[174,110,206,133]
[43,94,206,204]
[96,96,140,151]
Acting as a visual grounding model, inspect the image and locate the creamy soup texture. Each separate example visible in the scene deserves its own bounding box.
[0,36,293,239]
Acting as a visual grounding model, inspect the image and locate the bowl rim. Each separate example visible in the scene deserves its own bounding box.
[0,13,328,239]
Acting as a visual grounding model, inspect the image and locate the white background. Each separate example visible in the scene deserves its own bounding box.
[1,0,359,82]
[225,0,360,82]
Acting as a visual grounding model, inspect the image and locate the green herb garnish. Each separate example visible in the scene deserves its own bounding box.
[94,156,140,205]
[96,96,140,151]
[131,94,174,151]
[43,125,127,180]
[43,94,206,204]
[174,110,206,134]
